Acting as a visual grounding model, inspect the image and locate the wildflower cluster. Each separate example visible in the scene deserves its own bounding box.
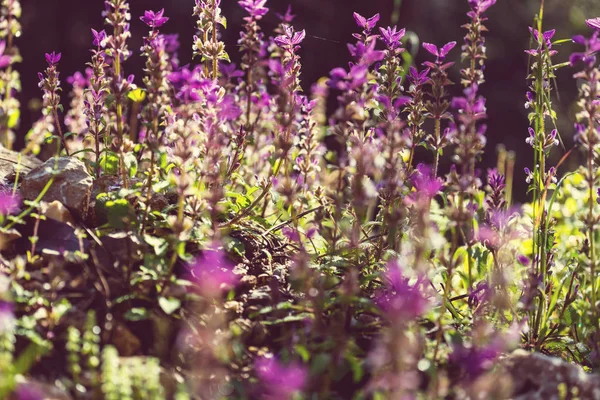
[5,0,600,399]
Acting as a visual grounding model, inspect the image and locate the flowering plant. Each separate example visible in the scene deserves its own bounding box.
[1,0,600,398]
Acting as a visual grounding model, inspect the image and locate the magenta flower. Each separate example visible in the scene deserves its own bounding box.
[406,164,444,205]
[275,5,295,23]
[0,41,11,68]
[13,384,44,400]
[218,95,243,121]
[44,51,61,65]
[408,66,430,86]
[140,9,169,29]
[379,26,406,49]
[186,243,238,297]
[487,168,506,193]
[422,41,456,61]
[518,254,531,266]
[353,12,380,32]
[586,17,600,30]
[468,281,491,310]
[375,259,429,322]
[347,40,385,65]
[239,0,268,19]
[449,341,500,382]
[0,192,20,215]
[220,63,244,81]
[468,0,497,14]
[328,64,368,91]
[168,65,209,103]
[282,226,300,242]
[525,27,557,56]
[274,25,306,49]
[67,70,89,88]
[570,31,600,66]
[255,356,307,399]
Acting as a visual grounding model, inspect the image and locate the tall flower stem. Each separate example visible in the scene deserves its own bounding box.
[571,27,600,322]
[524,1,560,345]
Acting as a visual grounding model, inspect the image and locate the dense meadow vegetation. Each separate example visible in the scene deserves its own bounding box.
[2,0,600,398]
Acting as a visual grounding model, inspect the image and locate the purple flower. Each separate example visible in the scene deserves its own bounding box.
[408,66,430,86]
[347,40,385,65]
[487,168,506,193]
[67,70,89,88]
[526,127,535,146]
[525,27,557,56]
[406,164,444,205]
[0,41,11,68]
[375,259,429,322]
[328,64,368,91]
[449,342,500,381]
[468,0,497,14]
[0,192,20,215]
[379,26,406,49]
[218,95,243,121]
[570,31,600,66]
[586,18,600,30]
[91,29,107,48]
[168,65,208,103]
[524,167,534,184]
[274,25,306,49]
[422,41,456,61]
[353,12,380,32]
[282,227,301,242]
[518,254,531,266]
[275,5,295,23]
[468,281,491,309]
[187,243,238,297]
[239,0,268,19]
[44,51,61,65]
[451,84,488,129]
[13,384,44,400]
[140,9,169,29]
[255,356,307,399]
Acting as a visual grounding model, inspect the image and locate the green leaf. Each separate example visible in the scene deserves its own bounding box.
[158,297,181,315]
[124,307,151,321]
[295,344,310,363]
[127,88,146,103]
[124,152,138,178]
[7,109,20,128]
[105,198,135,229]
[260,313,314,325]
[99,152,120,175]
[310,353,331,375]
[346,353,364,383]
[144,235,169,256]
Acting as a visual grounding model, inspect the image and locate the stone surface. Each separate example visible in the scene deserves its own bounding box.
[20,157,93,220]
[501,349,600,399]
[40,200,75,225]
[0,145,42,185]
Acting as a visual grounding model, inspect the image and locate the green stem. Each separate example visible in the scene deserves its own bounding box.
[433,118,441,177]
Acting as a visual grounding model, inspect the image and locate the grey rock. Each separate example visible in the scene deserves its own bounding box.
[0,145,42,185]
[20,157,93,220]
[501,349,600,399]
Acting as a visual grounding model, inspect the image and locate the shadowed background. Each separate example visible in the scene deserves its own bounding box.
[16,0,600,201]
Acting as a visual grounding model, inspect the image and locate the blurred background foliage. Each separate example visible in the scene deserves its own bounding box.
[17,0,600,201]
